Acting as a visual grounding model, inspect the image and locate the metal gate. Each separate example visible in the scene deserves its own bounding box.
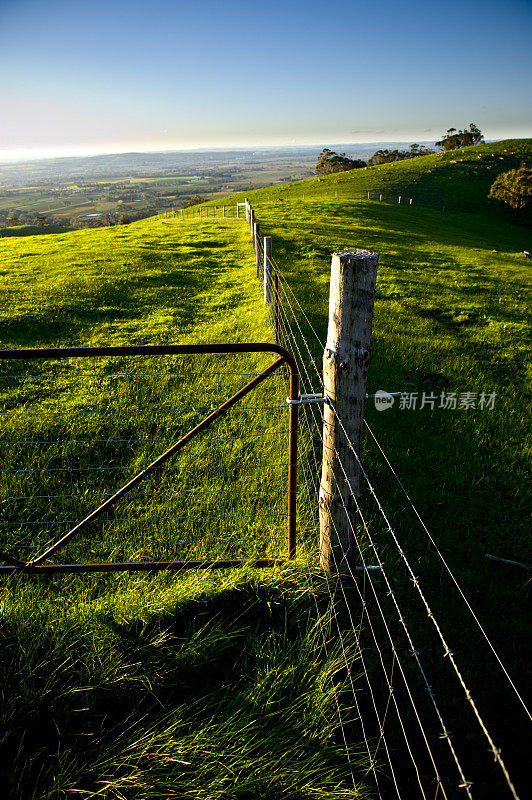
[0,343,299,574]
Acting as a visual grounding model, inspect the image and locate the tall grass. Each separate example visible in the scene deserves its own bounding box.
[0,567,372,799]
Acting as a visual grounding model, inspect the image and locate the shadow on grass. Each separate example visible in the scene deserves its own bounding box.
[0,573,372,799]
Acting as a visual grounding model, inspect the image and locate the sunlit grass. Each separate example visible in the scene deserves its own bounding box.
[0,215,372,798]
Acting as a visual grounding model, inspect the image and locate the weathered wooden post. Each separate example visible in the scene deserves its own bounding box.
[249,208,255,237]
[398,196,402,204]
[264,236,272,304]
[379,194,383,202]
[245,199,250,223]
[222,205,225,218]
[410,198,413,205]
[319,249,379,574]
[236,203,240,219]
[254,221,260,277]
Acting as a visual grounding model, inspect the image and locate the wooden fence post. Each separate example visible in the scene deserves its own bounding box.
[319,249,379,574]
[254,221,260,277]
[398,196,402,204]
[222,205,225,218]
[236,204,240,219]
[379,194,383,202]
[181,209,184,220]
[264,236,272,304]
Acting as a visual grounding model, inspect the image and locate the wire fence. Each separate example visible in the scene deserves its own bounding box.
[237,199,529,800]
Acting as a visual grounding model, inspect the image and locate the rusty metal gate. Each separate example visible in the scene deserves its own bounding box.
[0,343,299,575]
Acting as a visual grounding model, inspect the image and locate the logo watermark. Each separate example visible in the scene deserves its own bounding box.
[373,390,496,411]
[374,390,396,411]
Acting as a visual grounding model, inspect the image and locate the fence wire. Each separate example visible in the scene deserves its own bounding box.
[239,199,527,800]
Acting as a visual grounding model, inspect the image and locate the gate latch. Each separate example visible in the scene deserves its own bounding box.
[286,393,329,406]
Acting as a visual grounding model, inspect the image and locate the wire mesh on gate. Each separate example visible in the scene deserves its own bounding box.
[0,343,299,574]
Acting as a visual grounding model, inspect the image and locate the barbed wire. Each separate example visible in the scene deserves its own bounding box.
[246,200,527,799]
[275,293,456,798]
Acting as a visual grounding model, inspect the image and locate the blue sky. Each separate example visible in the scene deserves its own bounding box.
[1,0,531,160]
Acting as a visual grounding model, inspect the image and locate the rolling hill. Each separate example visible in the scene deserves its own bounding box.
[0,138,531,798]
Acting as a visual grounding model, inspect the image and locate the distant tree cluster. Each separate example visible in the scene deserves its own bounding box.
[489,165,532,215]
[0,208,59,228]
[367,143,435,166]
[315,149,366,176]
[183,195,206,208]
[436,123,484,151]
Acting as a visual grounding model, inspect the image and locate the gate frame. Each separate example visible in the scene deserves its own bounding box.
[0,343,299,575]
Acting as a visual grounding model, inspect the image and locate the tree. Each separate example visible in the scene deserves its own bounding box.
[488,166,532,215]
[183,195,205,208]
[435,123,484,151]
[367,143,435,166]
[316,148,366,176]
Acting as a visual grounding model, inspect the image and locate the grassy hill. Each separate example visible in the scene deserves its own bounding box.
[225,138,532,216]
[0,139,531,798]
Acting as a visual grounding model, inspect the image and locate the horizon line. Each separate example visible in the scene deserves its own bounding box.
[1,134,529,167]
[0,138,456,166]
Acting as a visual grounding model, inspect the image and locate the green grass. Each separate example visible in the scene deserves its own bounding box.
[0,567,371,799]
[0,213,374,797]
[1,139,531,797]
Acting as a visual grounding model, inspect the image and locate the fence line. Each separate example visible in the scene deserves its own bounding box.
[101,193,525,796]
[238,198,525,799]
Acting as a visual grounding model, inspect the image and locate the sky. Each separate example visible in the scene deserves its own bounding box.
[1,0,531,161]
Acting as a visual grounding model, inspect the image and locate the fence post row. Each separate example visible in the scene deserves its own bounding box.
[263,236,272,305]
[181,197,379,577]
[254,221,260,277]
[319,249,379,574]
